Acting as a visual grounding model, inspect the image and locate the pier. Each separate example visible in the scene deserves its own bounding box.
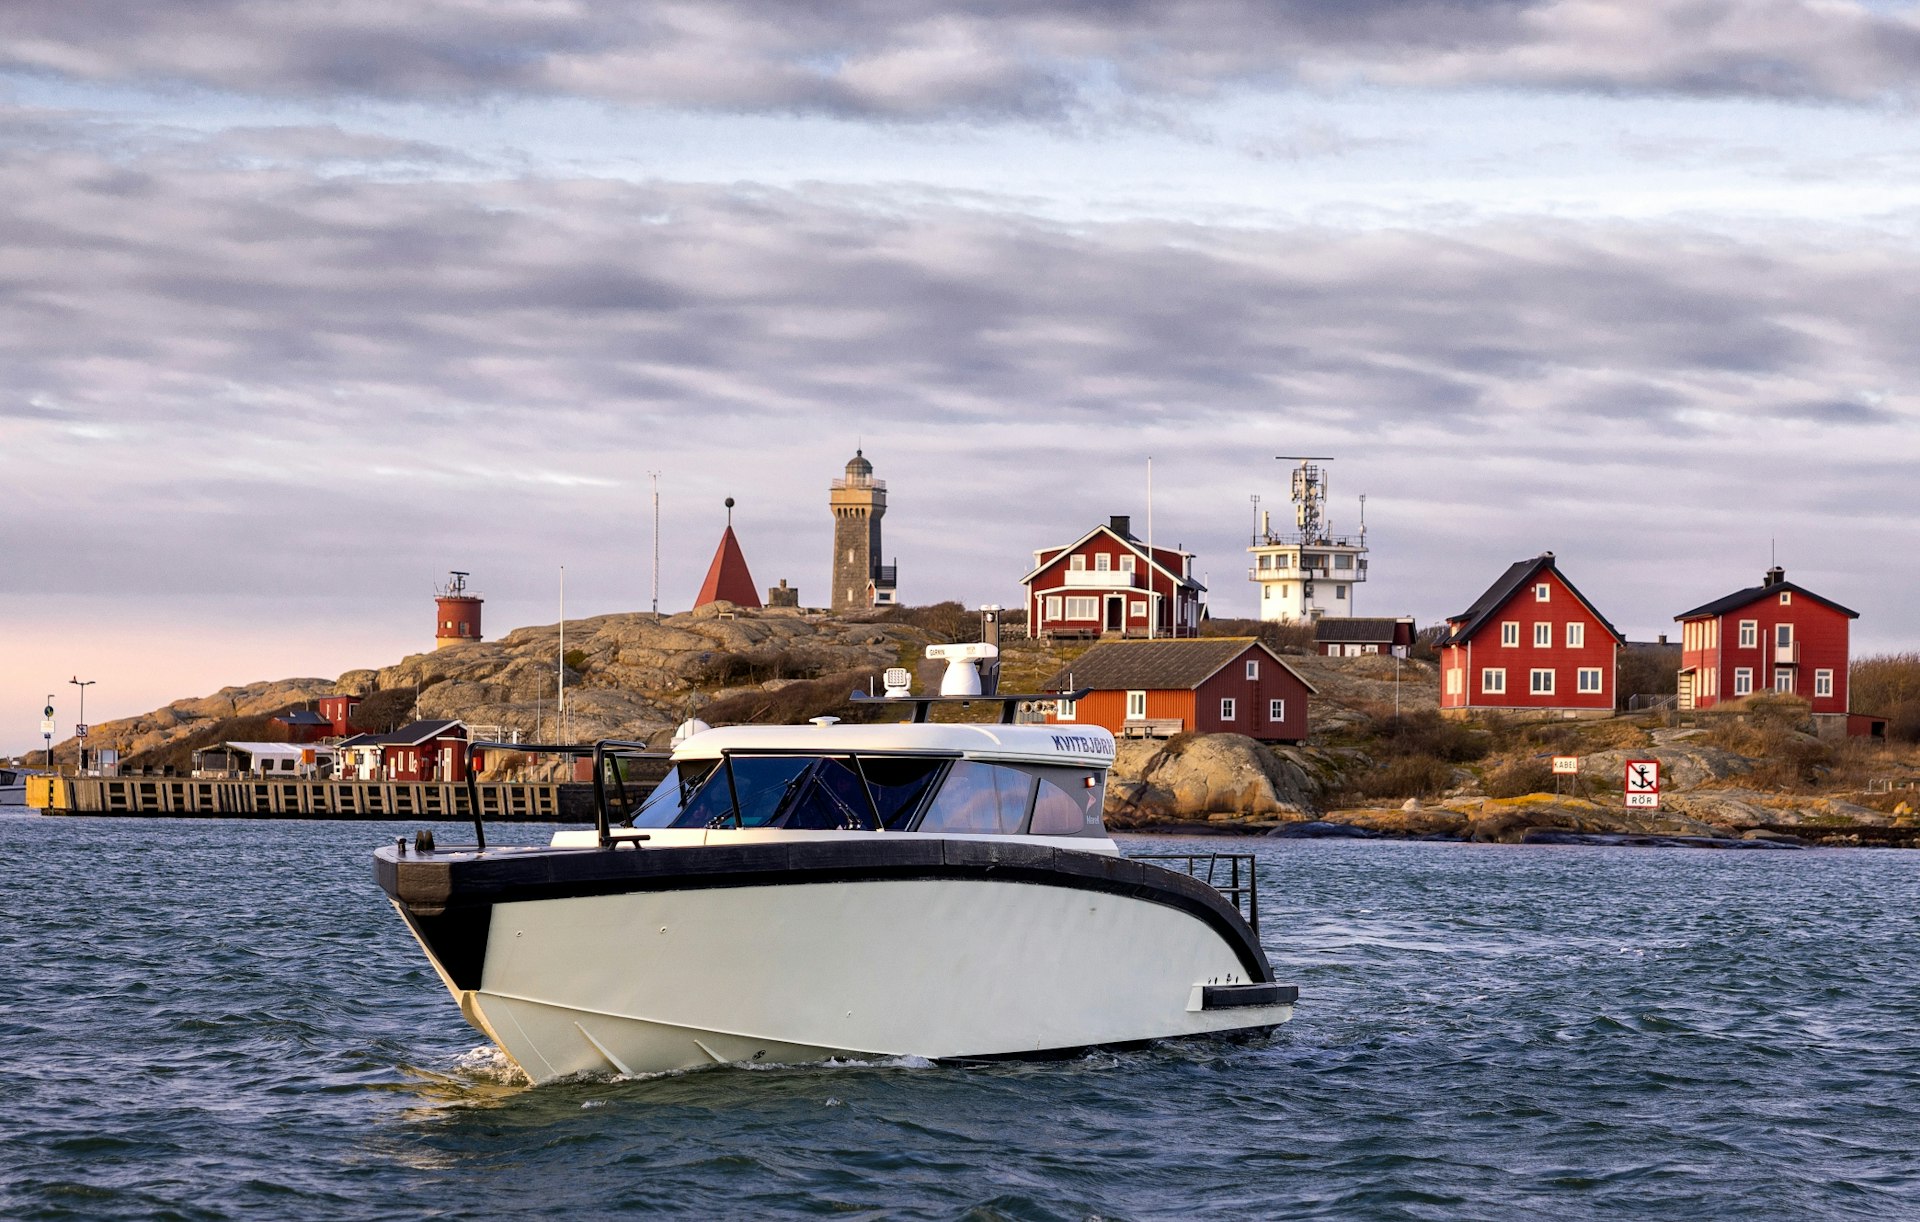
[25,775,609,822]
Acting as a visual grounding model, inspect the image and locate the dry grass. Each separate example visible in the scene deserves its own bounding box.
[1853,653,1920,743]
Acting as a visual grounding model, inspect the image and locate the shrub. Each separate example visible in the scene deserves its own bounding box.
[698,669,886,725]
[563,648,590,673]
[1338,756,1458,801]
[869,601,980,642]
[696,648,819,687]
[1853,653,1920,744]
[1616,641,1680,707]
[1366,709,1489,763]
[1482,757,1557,799]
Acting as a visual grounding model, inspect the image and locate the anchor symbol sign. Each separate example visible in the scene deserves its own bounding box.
[1624,759,1661,808]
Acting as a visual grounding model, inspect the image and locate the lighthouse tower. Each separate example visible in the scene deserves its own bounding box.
[829,449,897,611]
[435,571,484,648]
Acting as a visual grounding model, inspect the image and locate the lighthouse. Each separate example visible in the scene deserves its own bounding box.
[435,571,484,648]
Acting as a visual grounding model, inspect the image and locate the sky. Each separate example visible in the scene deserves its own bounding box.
[4,0,1920,755]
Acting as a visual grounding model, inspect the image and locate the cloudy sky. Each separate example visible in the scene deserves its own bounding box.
[4,0,1919,753]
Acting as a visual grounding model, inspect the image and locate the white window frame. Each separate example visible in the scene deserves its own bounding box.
[1219,697,1236,721]
[1775,623,1793,649]
[1064,595,1098,620]
[1055,699,1076,721]
[1095,553,1111,572]
[1501,622,1519,647]
[1577,667,1603,694]
[1774,669,1794,693]
[1126,690,1146,719]
[1530,668,1555,695]
[1780,591,1792,605]
[1533,622,1551,647]
[1245,659,1259,680]
[1269,699,1285,721]
[1044,595,1062,620]
[1535,583,1551,602]
[1120,555,1136,573]
[1069,554,1086,571]
[1815,669,1833,698]
[1566,622,1585,648]
[1447,668,1463,695]
[1739,620,1757,649]
[1734,667,1753,695]
[1130,600,1146,616]
[1482,668,1506,695]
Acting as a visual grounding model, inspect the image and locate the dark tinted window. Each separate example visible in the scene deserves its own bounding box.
[781,759,877,830]
[857,757,944,830]
[673,756,811,828]
[624,761,716,827]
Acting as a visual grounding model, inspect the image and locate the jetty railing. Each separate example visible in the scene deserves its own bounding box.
[1130,852,1260,937]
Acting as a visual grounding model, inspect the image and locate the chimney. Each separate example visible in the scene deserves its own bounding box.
[1109,515,1132,538]
[1764,565,1785,587]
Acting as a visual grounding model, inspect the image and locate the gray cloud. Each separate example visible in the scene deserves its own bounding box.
[2,1,1917,116]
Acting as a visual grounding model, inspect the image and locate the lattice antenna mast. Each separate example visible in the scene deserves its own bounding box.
[1276,456,1334,544]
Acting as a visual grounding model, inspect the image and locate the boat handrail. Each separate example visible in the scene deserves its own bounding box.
[461,738,670,850]
[849,688,1090,724]
[1130,852,1261,937]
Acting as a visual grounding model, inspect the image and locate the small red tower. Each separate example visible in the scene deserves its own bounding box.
[695,498,762,609]
[436,571,484,649]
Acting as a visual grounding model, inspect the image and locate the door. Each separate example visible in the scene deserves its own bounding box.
[1105,597,1123,631]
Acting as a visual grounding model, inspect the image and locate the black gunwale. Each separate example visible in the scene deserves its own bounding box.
[374,837,1273,985]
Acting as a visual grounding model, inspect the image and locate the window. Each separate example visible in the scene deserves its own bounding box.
[1029,773,1095,837]
[1774,669,1795,693]
[1280,584,1291,598]
[1566,623,1585,648]
[1501,622,1519,647]
[1095,554,1111,571]
[1245,660,1259,680]
[1734,667,1753,696]
[1263,586,1272,601]
[1336,585,1347,599]
[1054,699,1076,721]
[917,761,1033,835]
[1775,624,1792,648]
[1220,698,1237,720]
[1044,596,1062,620]
[1780,591,1792,605]
[1269,699,1286,721]
[1533,622,1551,647]
[1815,669,1834,698]
[1535,583,1551,602]
[1257,555,1271,570]
[1064,596,1098,620]
[1577,667,1603,693]
[673,756,814,827]
[1069,554,1086,571]
[1531,669,1555,695]
[1482,668,1506,694]
[1739,620,1757,648]
[1334,554,1353,570]
[1126,690,1147,719]
[1446,669,1463,695]
[1120,555,1136,572]
[1130,600,1146,615]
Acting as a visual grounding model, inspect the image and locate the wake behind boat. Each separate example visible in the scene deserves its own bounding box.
[374,647,1296,1083]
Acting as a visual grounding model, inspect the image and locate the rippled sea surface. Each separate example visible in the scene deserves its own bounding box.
[3,809,1918,1220]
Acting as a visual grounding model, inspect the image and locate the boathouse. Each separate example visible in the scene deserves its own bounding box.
[1023,516,1204,639]
[1042,637,1314,743]
[1674,566,1859,731]
[1436,552,1623,717]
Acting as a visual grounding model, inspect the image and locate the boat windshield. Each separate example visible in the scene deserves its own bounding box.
[669,755,945,830]
[622,761,718,828]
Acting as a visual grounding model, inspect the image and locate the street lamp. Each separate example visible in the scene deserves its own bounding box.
[43,694,55,770]
[69,677,95,775]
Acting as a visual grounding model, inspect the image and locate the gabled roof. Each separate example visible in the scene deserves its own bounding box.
[1675,575,1859,621]
[1020,522,1204,592]
[362,719,466,747]
[273,709,331,726]
[695,524,761,609]
[1313,617,1413,644]
[1043,637,1315,694]
[1440,553,1624,647]
[218,741,333,758]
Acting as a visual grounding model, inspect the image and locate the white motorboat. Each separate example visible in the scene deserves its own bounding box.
[375,653,1296,1084]
[0,768,31,806]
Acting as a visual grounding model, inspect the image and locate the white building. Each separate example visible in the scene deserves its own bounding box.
[1248,460,1369,623]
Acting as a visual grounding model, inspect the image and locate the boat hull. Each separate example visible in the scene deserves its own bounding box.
[379,839,1293,1083]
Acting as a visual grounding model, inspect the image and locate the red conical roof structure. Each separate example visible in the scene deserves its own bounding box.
[695,500,761,609]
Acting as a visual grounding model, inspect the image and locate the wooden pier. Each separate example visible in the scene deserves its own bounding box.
[25,775,607,822]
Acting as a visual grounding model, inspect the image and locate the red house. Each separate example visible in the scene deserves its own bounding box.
[1023,516,1204,639]
[317,694,361,738]
[1044,637,1315,743]
[1437,552,1624,717]
[339,719,469,781]
[1674,566,1858,726]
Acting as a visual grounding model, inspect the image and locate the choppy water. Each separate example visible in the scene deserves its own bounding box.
[2,808,1917,1220]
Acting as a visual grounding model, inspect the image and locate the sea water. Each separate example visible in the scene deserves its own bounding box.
[1,810,1916,1220]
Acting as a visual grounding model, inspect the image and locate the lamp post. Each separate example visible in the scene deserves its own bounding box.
[69,677,95,774]
[43,694,55,770]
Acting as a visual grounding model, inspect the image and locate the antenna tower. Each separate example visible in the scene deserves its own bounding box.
[1276,455,1335,543]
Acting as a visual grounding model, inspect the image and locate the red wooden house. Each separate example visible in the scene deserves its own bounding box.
[1437,552,1624,717]
[1023,516,1204,639]
[1674,566,1858,726]
[317,694,362,738]
[1043,637,1315,743]
[1314,617,1416,657]
[338,719,469,781]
